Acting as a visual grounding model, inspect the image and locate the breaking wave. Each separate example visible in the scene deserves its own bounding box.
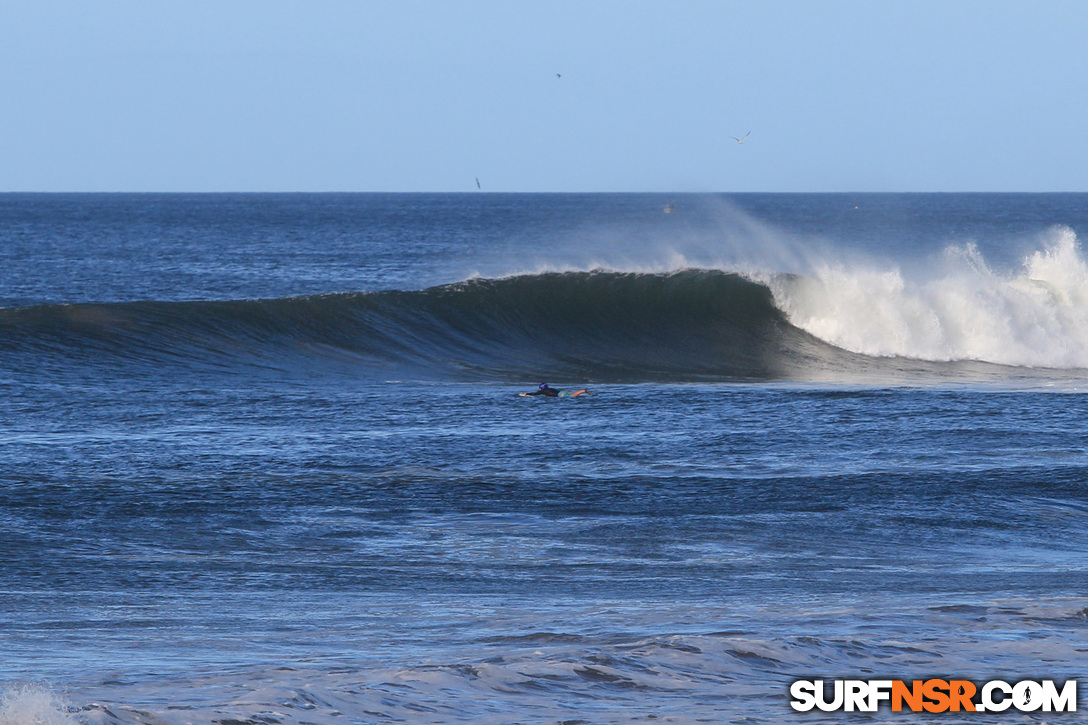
[2,231,1087,384]
[769,226,1088,369]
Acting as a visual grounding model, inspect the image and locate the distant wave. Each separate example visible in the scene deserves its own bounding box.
[0,266,1082,383]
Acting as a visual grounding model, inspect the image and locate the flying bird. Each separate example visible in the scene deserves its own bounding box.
[730,132,751,144]
[556,73,562,79]
[476,177,481,189]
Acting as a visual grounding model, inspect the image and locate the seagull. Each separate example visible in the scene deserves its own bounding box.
[476,177,481,189]
[730,131,751,144]
[556,73,562,79]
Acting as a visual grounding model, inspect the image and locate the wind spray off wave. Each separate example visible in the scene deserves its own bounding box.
[768,227,1088,369]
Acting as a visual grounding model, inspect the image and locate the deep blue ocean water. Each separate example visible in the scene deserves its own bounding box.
[1,193,1087,723]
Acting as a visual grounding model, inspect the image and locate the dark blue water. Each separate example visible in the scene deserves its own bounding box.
[1,194,1087,723]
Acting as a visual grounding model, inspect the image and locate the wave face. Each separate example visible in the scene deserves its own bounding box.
[0,270,822,382]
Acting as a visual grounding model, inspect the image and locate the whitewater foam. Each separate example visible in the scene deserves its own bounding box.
[768,227,1088,368]
[0,686,75,725]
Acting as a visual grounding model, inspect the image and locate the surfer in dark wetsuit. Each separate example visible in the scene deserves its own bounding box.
[519,383,589,398]
[523,383,561,397]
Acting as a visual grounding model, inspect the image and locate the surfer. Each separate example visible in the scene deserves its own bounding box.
[519,383,589,398]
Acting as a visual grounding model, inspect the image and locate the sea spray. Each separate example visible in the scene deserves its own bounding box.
[767,227,1088,368]
[0,687,75,725]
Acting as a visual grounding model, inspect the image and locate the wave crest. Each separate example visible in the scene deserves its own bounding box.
[769,227,1088,368]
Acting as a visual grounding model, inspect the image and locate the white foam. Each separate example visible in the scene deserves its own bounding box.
[768,227,1088,368]
[0,686,75,725]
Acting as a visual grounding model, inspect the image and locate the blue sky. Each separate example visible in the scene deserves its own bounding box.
[2,1,1086,192]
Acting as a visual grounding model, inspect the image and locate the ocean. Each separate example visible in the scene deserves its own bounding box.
[1,193,1086,723]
